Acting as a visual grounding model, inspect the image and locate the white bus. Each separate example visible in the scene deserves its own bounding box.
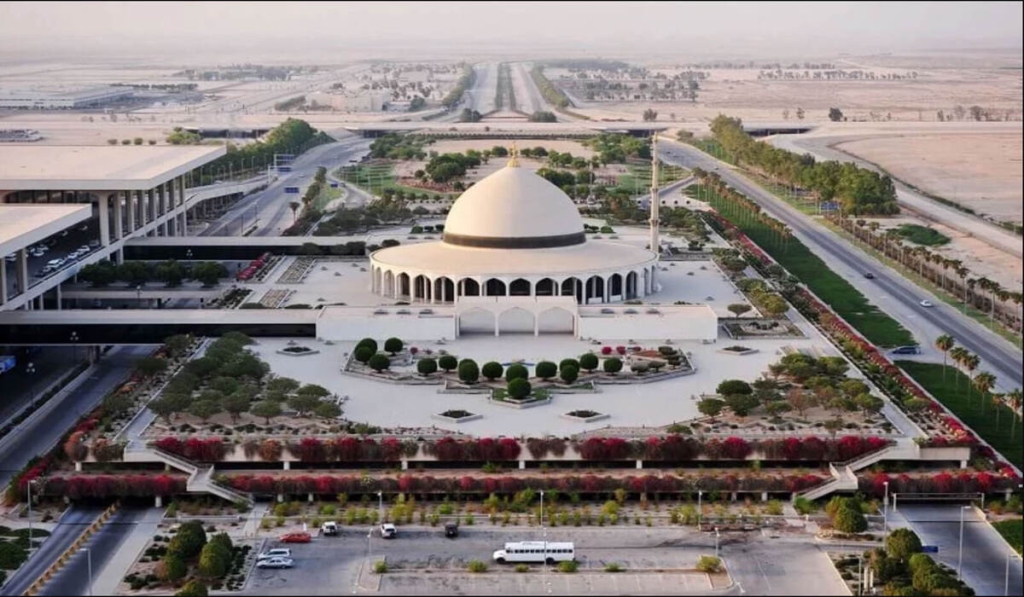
[492,541,575,564]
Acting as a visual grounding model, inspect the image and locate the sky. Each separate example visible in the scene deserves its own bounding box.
[0,1,1020,63]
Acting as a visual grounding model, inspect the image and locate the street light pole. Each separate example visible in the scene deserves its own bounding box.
[26,362,36,409]
[958,505,970,580]
[82,547,93,596]
[714,527,720,559]
[377,491,383,524]
[883,481,889,535]
[1006,552,1022,597]
[697,490,703,531]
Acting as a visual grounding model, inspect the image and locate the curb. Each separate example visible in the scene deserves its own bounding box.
[0,360,97,458]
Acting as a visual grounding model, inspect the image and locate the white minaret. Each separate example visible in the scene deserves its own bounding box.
[649,133,660,254]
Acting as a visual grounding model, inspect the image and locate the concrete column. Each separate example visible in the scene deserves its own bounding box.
[1,262,7,304]
[604,276,610,303]
[283,461,291,470]
[494,313,500,337]
[155,496,163,508]
[635,460,643,469]
[113,192,123,240]
[505,279,511,296]
[553,280,560,296]
[761,492,769,502]
[180,211,188,237]
[126,191,136,233]
[518,460,526,470]
[99,195,110,246]
[56,284,61,310]
[441,279,447,303]
[401,460,408,471]
[142,189,152,227]
[158,183,168,236]
[75,461,82,472]
[533,315,539,336]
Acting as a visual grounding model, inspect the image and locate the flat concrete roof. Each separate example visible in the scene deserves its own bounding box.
[0,204,92,257]
[0,145,226,191]
[125,236,361,247]
[0,308,320,325]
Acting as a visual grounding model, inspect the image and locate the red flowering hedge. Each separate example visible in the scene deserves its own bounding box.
[424,437,522,462]
[859,471,1019,497]
[39,474,186,499]
[225,472,825,496]
[153,437,226,462]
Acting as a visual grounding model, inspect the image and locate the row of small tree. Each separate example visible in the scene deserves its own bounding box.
[79,260,228,288]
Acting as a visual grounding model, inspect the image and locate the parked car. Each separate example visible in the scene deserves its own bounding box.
[380,523,397,539]
[256,557,294,569]
[78,245,91,254]
[919,300,934,308]
[321,521,339,537]
[444,522,459,538]
[257,548,292,561]
[891,345,922,355]
[279,532,312,544]
[863,272,875,279]
[88,240,101,248]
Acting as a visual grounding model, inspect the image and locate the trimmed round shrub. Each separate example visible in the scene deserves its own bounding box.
[578,354,599,372]
[458,359,480,384]
[601,346,613,355]
[167,520,206,560]
[559,365,579,384]
[560,358,580,373]
[368,354,391,373]
[648,359,666,371]
[355,338,378,353]
[505,363,529,382]
[886,528,923,562]
[383,337,403,355]
[416,358,438,376]
[535,361,557,380]
[630,361,650,374]
[354,345,374,363]
[603,358,623,375]
[507,378,532,399]
[833,505,867,534]
[438,355,458,372]
[482,361,504,381]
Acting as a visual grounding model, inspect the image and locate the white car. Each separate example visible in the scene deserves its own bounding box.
[78,245,91,254]
[256,556,294,569]
[919,300,934,308]
[257,548,292,561]
[380,523,397,539]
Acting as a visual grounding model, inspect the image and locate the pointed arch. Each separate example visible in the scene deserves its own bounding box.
[626,271,638,299]
[585,275,605,303]
[383,270,395,297]
[485,278,507,297]
[459,307,495,335]
[537,306,575,334]
[609,273,624,299]
[509,278,531,296]
[535,278,556,296]
[461,278,481,297]
[498,306,534,334]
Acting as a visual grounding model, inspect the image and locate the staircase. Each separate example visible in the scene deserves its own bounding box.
[798,440,918,501]
[144,447,253,506]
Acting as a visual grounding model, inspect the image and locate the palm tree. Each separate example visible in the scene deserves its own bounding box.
[935,334,955,381]
[992,393,1004,426]
[963,353,980,404]
[1006,388,1022,441]
[973,371,996,414]
[949,346,968,390]
[288,201,301,223]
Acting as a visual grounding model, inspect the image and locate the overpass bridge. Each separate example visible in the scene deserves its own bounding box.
[0,309,318,344]
[124,235,367,260]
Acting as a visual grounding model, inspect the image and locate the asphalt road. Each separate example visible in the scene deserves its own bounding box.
[0,347,82,424]
[0,345,153,489]
[658,138,1023,390]
[3,220,99,299]
[464,62,497,116]
[0,506,105,597]
[895,504,1022,597]
[200,136,372,238]
[37,507,148,596]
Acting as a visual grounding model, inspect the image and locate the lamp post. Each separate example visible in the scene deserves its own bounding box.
[377,491,383,525]
[26,361,36,409]
[82,547,93,596]
[714,527,720,559]
[70,331,80,363]
[697,490,703,531]
[957,505,971,580]
[883,481,890,534]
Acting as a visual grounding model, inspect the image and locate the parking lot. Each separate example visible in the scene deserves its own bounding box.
[3,216,99,298]
[242,525,847,595]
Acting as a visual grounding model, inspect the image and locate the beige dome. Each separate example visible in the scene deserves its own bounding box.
[443,166,585,249]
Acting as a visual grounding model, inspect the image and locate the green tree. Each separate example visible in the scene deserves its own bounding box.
[160,553,187,583]
[725,393,759,418]
[354,346,375,363]
[828,107,845,122]
[79,261,118,287]
[854,393,884,415]
[287,393,321,416]
[116,261,151,286]
[191,262,229,287]
[759,294,790,318]
[481,361,503,381]
[508,378,532,399]
[136,356,169,377]
[535,361,557,380]
[251,400,282,424]
[458,359,480,384]
[935,334,955,381]
[164,335,192,358]
[505,363,529,382]
[417,358,438,376]
[727,303,752,318]
[155,260,186,287]
[167,520,207,559]
[355,338,378,353]
[578,354,599,372]
[198,542,230,578]
[175,580,209,597]
[384,337,404,355]
[697,397,726,421]
[603,358,623,375]
[368,354,391,372]
[886,528,923,562]
[716,380,753,395]
[438,355,458,372]
[313,401,341,420]
[560,365,579,384]
[188,400,221,423]
[150,392,191,425]
[297,384,330,399]
[832,504,867,533]
[221,392,251,423]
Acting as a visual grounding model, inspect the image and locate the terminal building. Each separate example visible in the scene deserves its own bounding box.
[0,86,134,110]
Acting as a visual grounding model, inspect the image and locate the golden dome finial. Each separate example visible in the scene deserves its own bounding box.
[507,142,520,168]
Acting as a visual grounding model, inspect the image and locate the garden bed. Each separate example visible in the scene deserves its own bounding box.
[275,345,320,357]
[717,346,758,356]
[431,410,483,424]
[560,410,610,423]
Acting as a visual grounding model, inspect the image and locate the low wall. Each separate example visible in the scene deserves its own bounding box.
[578,304,717,341]
[316,309,456,341]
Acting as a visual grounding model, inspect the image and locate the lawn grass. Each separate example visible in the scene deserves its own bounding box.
[613,163,689,195]
[895,224,951,246]
[695,183,914,348]
[992,518,1023,554]
[334,163,455,200]
[896,360,1023,469]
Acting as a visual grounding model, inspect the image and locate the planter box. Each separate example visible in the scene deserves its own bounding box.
[275,348,320,357]
[559,412,611,423]
[430,412,484,424]
[717,347,759,356]
[487,397,553,410]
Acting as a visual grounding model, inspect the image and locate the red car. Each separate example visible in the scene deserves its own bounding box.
[279,532,312,544]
